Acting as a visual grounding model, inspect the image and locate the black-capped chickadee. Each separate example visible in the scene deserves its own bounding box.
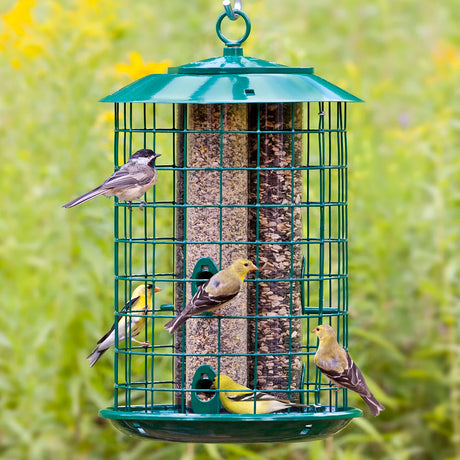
[63,149,161,209]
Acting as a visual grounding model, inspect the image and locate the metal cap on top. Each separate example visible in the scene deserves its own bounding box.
[101,9,361,104]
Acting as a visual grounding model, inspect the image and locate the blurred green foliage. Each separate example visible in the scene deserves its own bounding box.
[0,0,459,459]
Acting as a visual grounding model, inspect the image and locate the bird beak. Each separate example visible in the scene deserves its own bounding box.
[154,287,162,293]
[249,263,258,271]
[154,153,161,158]
[311,329,317,334]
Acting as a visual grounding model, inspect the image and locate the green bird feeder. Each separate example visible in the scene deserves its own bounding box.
[99,3,363,443]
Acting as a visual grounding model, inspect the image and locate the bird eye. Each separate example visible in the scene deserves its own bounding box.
[244,263,249,267]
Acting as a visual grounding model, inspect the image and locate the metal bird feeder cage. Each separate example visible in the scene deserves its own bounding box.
[99,6,363,443]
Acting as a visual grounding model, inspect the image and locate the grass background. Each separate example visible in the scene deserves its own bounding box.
[0,0,459,458]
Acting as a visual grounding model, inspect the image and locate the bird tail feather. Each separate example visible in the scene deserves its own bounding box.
[361,393,385,417]
[63,185,105,208]
[86,346,107,367]
[293,402,310,407]
[164,315,189,335]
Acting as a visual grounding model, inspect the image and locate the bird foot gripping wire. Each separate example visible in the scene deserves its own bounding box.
[127,200,147,211]
[133,339,150,347]
[223,0,242,20]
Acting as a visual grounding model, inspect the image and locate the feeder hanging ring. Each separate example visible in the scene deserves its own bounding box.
[216,9,251,47]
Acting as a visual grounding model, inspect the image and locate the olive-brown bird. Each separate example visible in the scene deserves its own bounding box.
[87,284,161,367]
[164,259,257,334]
[63,149,161,209]
[312,324,385,416]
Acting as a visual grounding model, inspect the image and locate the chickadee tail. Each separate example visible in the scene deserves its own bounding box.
[164,314,189,335]
[361,393,385,417]
[63,185,105,208]
[86,346,107,367]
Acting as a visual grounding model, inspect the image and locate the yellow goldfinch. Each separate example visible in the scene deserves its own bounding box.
[164,259,257,334]
[87,284,161,367]
[211,375,308,414]
[63,149,161,209]
[312,324,385,416]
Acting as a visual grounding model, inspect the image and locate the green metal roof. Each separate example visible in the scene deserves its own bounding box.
[101,47,361,104]
[102,7,361,104]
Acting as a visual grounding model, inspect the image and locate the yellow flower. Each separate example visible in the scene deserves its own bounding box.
[116,52,171,80]
[432,41,460,68]
[0,0,45,66]
[427,40,460,85]
[2,0,36,36]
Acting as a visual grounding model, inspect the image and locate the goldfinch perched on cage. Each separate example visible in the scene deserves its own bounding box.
[164,259,257,334]
[211,375,308,414]
[87,284,161,367]
[63,149,161,209]
[312,324,385,416]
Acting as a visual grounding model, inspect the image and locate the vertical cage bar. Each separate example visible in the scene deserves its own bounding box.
[343,102,349,408]
[113,102,120,410]
[142,103,149,409]
[174,104,186,408]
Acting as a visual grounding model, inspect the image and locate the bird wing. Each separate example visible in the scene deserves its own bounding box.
[103,165,155,189]
[226,391,281,403]
[225,391,301,411]
[96,296,140,344]
[317,353,372,397]
[225,391,258,402]
[187,279,239,314]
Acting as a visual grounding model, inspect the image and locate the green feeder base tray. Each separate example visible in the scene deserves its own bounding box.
[100,405,362,443]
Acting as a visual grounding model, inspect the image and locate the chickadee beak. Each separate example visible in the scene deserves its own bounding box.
[154,153,161,159]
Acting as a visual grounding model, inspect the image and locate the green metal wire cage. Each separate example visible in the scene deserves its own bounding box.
[98,9,363,443]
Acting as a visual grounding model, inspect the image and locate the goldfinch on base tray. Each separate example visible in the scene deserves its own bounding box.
[211,374,308,414]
